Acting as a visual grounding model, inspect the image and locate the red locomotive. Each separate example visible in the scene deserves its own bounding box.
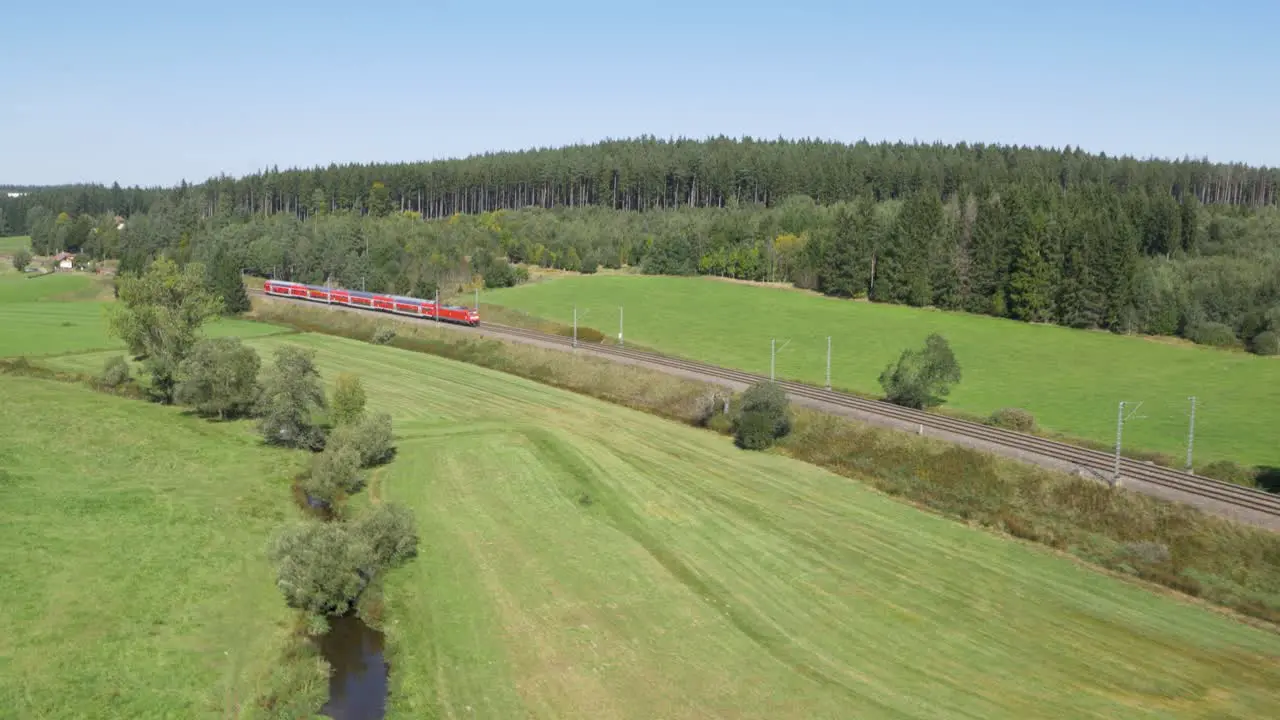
[262,280,480,327]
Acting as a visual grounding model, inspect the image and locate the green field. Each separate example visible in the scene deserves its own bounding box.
[481,275,1280,468]
[0,374,321,717]
[0,272,288,358]
[0,235,31,254]
[10,278,1280,718]
[106,330,1270,719]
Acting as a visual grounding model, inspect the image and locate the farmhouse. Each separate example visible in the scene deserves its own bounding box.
[54,252,76,270]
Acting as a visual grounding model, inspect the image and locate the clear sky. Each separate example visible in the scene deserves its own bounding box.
[3,0,1276,187]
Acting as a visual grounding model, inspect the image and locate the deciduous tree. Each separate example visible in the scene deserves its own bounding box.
[107,257,223,403]
[878,334,962,410]
[257,345,328,449]
[330,373,367,427]
[268,521,375,616]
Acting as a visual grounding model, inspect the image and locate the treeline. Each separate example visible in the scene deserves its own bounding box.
[10,136,1280,354]
[3,136,1279,238]
[0,182,160,235]
[25,178,1280,356]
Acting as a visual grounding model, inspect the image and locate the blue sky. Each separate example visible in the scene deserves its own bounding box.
[3,0,1276,187]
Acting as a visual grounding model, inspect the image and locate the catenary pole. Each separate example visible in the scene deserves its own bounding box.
[826,336,832,390]
[1186,396,1197,472]
[1113,401,1125,487]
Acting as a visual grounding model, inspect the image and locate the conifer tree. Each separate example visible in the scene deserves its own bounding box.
[817,200,873,297]
[1006,225,1053,322]
[967,193,1007,315]
[208,248,250,314]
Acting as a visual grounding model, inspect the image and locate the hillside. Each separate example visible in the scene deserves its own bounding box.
[482,274,1280,469]
[9,264,1280,716]
[257,333,1280,717]
[44,330,1279,718]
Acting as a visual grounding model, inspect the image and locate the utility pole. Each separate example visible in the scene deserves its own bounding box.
[1186,396,1197,472]
[825,336,832,390]
[435,288,440,322]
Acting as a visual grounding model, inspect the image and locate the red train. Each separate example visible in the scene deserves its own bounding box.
[262,280,480,326]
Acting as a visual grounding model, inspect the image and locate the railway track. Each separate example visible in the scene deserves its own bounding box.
[249,289,1280,528]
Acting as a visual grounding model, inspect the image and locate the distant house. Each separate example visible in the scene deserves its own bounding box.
[54,252,76,270]
[5,191,25,198]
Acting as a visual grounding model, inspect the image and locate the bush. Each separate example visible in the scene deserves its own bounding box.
[482,258,517,288]
[556,325,606,343]
[695,390,732,427]
[174,337,262,420]
[988,408,1036,433]
[734,411,778,450]
[98,355,132,388]
[879,334,962,409]
[1186,321,1238,348]
[329,412,395,467]
[355,503,419,569]
[371,325,396,345]
[11,248,31,271]
[330,373,367,427]
[267,521,374,616]
[304,443,364,504]
[732,381,791,450]
[1198,460,1258,487]
[1251,330,1280,356]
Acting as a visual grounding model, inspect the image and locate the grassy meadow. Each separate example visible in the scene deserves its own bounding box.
[86,330,1273,719]
[9,273,1280,717]
[0,374,325,717]
[0,271,287,358]
[0,234,31,254]
[481,274,1280,468]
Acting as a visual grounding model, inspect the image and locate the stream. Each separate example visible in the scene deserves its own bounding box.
[293,480,389,719]
[318,613,389,720]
